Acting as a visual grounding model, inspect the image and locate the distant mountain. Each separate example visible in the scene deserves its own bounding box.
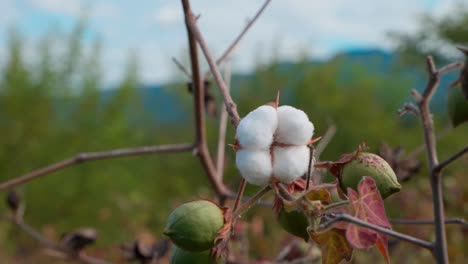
[116,48,457,123]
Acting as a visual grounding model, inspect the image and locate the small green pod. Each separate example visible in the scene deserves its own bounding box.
[340,152,401,199]
[164,200,224,252]
[170,246,214,264]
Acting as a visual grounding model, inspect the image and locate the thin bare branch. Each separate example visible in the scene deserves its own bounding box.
[438,61,464,75]
[315,123,336,160]
[233,184,272,218]
[398,102,420,117]
[184,6,241,126]
[390,218,468,227]
[202,0,273,79]
[216,61,232,180]
[321,212,433,250]
[400,56,466,263]
[232,179,247,213]
[0,143,195,191]
[434,146,468,172]
[182,0,231,198]
[171,57,192,79]
[10,217,112,264]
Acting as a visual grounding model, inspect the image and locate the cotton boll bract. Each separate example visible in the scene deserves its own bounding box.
[276,106,314,145]
[273,145,311,184]
[236,105,278,149]
[236,149,272,185]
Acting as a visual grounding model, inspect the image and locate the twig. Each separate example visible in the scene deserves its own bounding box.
[321,212,433,250]
[401,56,463,263]
[184,5,241,126]
[216,61,232,180]
[233,185,272,218]
[434,146,468,172]
[232,179,247,213]
[11,217,112,264]
[171,57,192,79]
[390,218,468,227]
[398,102,420,117]
[323,200,349,211]
[0,143,195,191]
[202,0,272,79]
[182,0,230,198]
[314,123,336,161]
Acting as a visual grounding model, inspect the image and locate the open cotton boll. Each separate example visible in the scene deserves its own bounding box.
[276,106,314,145]
[236,105,278,149]
[236,149,272,185]
[273,145,311,184]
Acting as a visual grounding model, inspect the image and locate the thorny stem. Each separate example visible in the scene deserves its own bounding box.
[182,0,230,198]
[390,218,468,227]
[233,185,272,219]
[0,143,195,191]
[402,57,463,263]
[184,5,241,127]
[321,212,433,250]
[417,57,461,263]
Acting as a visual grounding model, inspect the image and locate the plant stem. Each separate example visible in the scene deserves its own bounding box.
[0,143,195,191]
[182,0,230,197]
[321,212,433,250]
[233,185,272,218]
[323,200,349,211]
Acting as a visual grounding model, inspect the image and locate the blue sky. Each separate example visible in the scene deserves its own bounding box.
[0,0,457,85]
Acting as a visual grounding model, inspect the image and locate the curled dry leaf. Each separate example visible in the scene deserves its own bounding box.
[346,177,391,264]
[309,229,353,264]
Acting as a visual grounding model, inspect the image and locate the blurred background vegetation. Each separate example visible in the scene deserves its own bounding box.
[0,4,466,264]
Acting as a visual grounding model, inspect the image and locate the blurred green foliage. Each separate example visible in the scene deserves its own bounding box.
[0,6,467,263]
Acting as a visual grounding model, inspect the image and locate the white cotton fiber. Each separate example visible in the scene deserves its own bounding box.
[275,105,314,145]
[236,105,278,149]
[236,149,272,186]
[272,145,311,184]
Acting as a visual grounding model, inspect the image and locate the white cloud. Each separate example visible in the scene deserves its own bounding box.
[152,5,183,26]
[5,0,457,84]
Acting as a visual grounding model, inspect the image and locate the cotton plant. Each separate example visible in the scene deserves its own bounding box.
[234,94,317,186]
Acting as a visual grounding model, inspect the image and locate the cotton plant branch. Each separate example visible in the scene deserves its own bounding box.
[399,56,464,263]
[434,146,468,172]
[182,0,231,198]
[390,218,468,227]
[183,2,241,127]
[321,212,434,250]
[7,209,111,264]
[0,143,195,191]
[314,122,337,161]
[216,61,232,181]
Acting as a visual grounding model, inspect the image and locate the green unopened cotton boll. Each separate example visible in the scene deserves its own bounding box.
[164,200,224,251]
[447,86,468,127]
[170,246,214,264]
[340,152,401,199]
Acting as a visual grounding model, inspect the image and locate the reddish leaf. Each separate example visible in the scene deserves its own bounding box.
[309,229,353,264]
[346,176,391,263]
